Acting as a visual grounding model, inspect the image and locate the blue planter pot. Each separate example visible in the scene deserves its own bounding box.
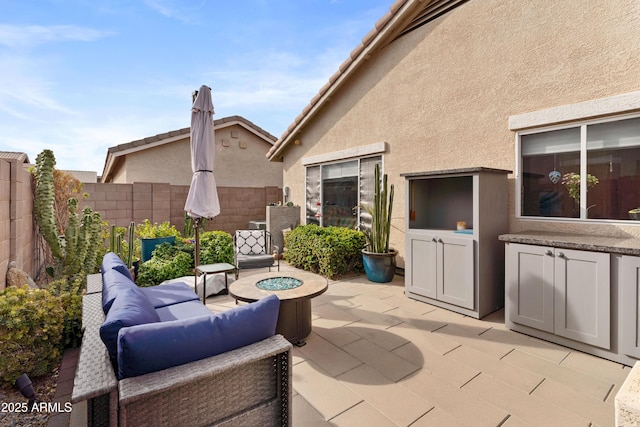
[141,236,176,262]
[362,249,397,283]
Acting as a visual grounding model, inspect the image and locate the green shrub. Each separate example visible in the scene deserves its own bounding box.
[136,230,234,286]
[285,224,365,279]
[199,231,233,265]
[47,275,85,348]
[0,286,64,386]
[135,219,181,239]
[136,243,193,287]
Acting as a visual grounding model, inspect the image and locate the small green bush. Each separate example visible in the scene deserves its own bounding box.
[285,224,365,279]
[0,286,65,386]
[135,219,181,239]
[136,231,234,287]
[199,231,233,265]
[47,275,85,348]
[136,244,193,287]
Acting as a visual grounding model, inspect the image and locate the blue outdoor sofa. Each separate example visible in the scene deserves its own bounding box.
[71,252,292,427]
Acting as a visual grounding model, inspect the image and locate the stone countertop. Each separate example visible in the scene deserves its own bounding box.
[400,166,512,178]
[498,231,640,256]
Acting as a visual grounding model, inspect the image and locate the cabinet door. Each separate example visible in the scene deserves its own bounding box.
[507,243,555,333]
[406,234,438,299]
[437,235,474,310]
[554,249,610,349]
[621,256,640,358]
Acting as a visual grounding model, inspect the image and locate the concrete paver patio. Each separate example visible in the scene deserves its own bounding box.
[208,264,629,426]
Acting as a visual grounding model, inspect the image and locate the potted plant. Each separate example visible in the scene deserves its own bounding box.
[360,164,397,283]
[562,172,599,216]
[135,220,180,262]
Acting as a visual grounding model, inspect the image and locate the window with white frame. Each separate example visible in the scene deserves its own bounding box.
[518,115,640,220]
[305,156,381,228]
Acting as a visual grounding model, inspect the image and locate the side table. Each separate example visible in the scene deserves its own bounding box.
[195,263,236,303]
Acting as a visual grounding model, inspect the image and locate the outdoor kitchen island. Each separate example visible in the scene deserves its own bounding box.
[500,230,640,366]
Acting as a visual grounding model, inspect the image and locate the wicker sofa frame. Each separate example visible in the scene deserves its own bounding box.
[72,274,292,427]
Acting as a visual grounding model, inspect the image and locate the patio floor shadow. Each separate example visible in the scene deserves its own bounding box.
[205,263,628,427]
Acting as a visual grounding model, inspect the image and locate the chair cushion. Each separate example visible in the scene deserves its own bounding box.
[117,294,280,379]
[235,230,266,255]
[141,282,200,309]
[101,252,133,281]
[155,299,212,321]
[100,287,160,364]
[101,268,137,314]
[236,254,275,269]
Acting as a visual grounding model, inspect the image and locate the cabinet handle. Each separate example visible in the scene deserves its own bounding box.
[438,238,444,243]
[545,250,553,256]
[557,252,565,259]
[432,238,437,243]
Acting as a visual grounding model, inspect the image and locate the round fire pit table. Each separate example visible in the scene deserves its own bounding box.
[229,271,328,346]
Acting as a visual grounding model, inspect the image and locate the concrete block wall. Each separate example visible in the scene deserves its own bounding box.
[0,159,34,290]
[80,182,282,236]
[0,176,282,290]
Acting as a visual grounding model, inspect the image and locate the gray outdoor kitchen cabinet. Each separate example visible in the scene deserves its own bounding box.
[507,243,611,349]
[621,255,640,359]
[402,167,511,319]
[500,231,640,366]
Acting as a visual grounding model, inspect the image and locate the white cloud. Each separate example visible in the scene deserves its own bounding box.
[0,24,114,48]
[142,0,207,24]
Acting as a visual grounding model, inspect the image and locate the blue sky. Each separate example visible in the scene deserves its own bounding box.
[0,0,392,174]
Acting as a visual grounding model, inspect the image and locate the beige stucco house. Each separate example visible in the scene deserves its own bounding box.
[102,115,282,188]
[268,0,640,267]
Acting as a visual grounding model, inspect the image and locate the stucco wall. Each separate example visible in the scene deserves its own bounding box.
[125,137,192,184]
[121,123,283,188]
[281,0,640,264]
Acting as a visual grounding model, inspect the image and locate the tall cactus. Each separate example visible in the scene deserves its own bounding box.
[361,164,394,253]
[63,198,79,275]
[126,221,135,268]
[34,150,63,259]
[33,149,103,279]
[81,210,102,275]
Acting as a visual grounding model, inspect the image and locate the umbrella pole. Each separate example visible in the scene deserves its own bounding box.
[194,217,201,267]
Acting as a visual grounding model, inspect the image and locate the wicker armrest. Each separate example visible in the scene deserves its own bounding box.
[86,273,102,294]
[118,335,293,426]
[120,334,291,402]
[72,294,117,403]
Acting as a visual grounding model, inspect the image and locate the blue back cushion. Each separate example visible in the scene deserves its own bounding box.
[140,282,200,309]
[117,294,280,379]
[100,287,160,364]
[101,268,137,314]
[101,252,133,281]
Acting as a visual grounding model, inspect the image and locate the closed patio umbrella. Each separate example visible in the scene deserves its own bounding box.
[184,85,220,267]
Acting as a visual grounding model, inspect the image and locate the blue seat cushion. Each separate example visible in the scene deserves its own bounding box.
[101,252,133,281]
[101,268,137,314]
[100,287,160,364]
[140,282,200,309]
[117,294,280,379]
[155,299,212,321]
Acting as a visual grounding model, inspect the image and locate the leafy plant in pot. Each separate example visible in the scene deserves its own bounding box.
[360,164,396,283]
[135,220,180,263]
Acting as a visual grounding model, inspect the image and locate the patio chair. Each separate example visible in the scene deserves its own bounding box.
[234,230,280,279]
